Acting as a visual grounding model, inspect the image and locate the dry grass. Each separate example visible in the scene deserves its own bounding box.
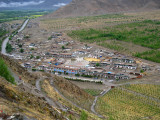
[41,78,102,120]
[0,77,61,120]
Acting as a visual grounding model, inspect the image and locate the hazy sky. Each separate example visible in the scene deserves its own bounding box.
[0,0,70,8]
[0,1,45,7]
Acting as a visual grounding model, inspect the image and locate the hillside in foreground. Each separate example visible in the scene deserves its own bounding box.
[0,54,100,120]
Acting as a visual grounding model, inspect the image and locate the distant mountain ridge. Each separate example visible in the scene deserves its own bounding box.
[48,0,160,18]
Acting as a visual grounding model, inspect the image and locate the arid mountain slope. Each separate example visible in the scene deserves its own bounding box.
[47,0,160,18]
[0,54,97,120]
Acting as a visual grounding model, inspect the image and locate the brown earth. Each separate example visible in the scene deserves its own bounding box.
[0,77,62,120]
[46,0,160,18]
[52,75,94,111]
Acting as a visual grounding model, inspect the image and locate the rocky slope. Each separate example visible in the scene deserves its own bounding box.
[48,0,160,18]
[0,76,63,120]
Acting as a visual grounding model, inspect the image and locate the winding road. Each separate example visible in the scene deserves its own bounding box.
[1,19,29,55]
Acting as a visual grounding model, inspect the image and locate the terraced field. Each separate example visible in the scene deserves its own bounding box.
[122,84,160,99]
[96,85,160,120]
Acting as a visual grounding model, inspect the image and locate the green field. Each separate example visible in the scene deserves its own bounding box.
[96,86,160,120]
[68,20,160,62]
[122,84,160,99]
[134,50,160,63]
[0,10,51,23]
[68,20,160,49]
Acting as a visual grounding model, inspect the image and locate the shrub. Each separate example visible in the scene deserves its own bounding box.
[48,36,52,40]
[18,44,23,48]
[32,68,37,71]
[20,49,24,53]
[62,46,65,49]
[6,43,13,53]
[0,58,15,84]
[80,111,88,120]
[75,74,80,77]
[36,56,40,59]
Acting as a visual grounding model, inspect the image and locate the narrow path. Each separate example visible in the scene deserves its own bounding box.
[49,78,105,118]
[91,87,111,118]
[50,79,82,110]
[35,78,70,120]
[35,78,68,111]
[35,78,59,109]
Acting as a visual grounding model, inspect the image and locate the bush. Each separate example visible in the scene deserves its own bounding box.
[18,44,23,48]
[75,74,80,77]
[32,68,37,71]
[6,43,13,53]
[62,46,65,49]
[36,56,40,59]
[48,36,52,40]
[30,55,34,59]
[81,74,93,78]
[20,49,24,53]
[0,58,15,84]
[140,69,145,73]
[80,111,88,120]
[96,63,100,67]
[30,48,34,51]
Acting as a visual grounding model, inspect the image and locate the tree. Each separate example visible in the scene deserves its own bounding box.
[62,46,65,49]
[48,36,52,40]
[96,63,100,67]
[140,69,144,73]
[18,44,23,48]
[30,55,34,59]
[36,56,40,59]
[6,43,13,53]
[20,49,24,53]
[30,48,34,51]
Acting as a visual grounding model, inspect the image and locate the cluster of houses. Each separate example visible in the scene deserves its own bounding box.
[22,54,145,80]
[8,30,152,81]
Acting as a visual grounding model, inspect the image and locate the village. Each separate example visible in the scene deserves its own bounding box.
[7,24,155,83]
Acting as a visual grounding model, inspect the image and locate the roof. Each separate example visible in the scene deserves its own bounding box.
[84,57,101,62]
[54,65,80,70]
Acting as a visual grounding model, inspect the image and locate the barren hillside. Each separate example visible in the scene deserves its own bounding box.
[0,54,98,120]
[47,0,160,18]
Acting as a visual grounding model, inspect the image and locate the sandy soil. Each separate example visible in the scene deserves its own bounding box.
[71,81,106,90]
